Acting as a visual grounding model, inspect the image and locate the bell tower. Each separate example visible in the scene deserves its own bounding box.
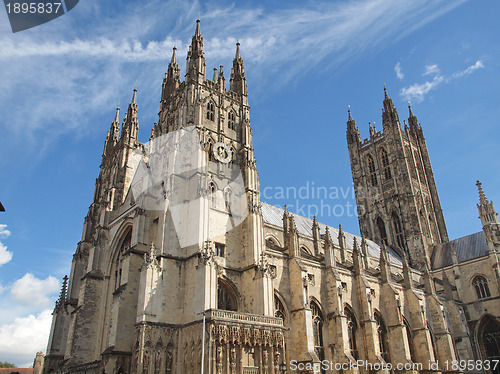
[347,87,448,268]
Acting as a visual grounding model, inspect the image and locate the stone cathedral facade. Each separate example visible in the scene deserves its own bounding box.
[43,21,500,374]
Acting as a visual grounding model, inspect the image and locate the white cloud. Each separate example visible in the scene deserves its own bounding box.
[0,242,13,266]
[0,309,53,366]
[401,75,445,103]
[423,64,440,76]
[0,224,10,238]
[10,273,60,308]
[401,60,485,102]
[454,59,484,78]
[0,224,12,266]
[394,62,404,79]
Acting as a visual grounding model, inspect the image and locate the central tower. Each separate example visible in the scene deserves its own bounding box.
[347,87,448,267]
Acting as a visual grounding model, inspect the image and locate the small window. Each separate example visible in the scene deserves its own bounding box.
[214,242,225,257]
[228,111,236,130]
[206,102,215,121]
[209,182,216,207]
[311,301,325,364]
[473,276,491,299]
[275,294,286,321]
[345,306,358,360]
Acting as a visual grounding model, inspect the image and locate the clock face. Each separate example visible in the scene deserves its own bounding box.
[213,142,232,164]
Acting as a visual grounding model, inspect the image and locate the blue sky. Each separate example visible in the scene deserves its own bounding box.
[1,0,499,366]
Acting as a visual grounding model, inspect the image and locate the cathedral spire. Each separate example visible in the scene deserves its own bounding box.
[477,180,499,227]
[408,102,420,132]
[382,84,400,131]
[122,89,139,144]
[186,20,206,83]
[161,47,181,107]
[346,106,360,144]
[230,42,247,96]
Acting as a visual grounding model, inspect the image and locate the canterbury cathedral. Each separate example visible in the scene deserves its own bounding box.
[42,21,500,374]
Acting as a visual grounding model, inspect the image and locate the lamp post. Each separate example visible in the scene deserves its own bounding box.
[279,361,287,373]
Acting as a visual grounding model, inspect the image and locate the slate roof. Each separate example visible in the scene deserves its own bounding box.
[432,231,489,269]
[261,202,402,266]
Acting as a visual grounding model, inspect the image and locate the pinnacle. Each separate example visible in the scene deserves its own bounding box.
[114,107,120,123]
[235,42,241,59]
[195,19,201,37]
[383,84,389,100]
[348,105,353,121]
[132,89,137,104]
[171,47,177,64]
[476,180,488,205]
[408,102,415,118]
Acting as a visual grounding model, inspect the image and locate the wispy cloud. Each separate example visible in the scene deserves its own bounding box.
[0,0,468,165]
[394,62,404,80]
[423,64,440,76]
[0,225,12,266]
[401,60,484,102]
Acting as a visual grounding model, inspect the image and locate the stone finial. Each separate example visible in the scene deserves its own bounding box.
[476,180,488,205]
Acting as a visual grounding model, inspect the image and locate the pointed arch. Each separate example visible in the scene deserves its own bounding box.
[366,154,377,187]
[376,216,388,245]
[476,314,500,372]
[374,310,390,362]
[228,110,236,130]
[380,148,392,180]
[274,291,288,324]
[209,181,217,208]
[472,275,491,299]
[310,299,325,363]
[217,278,238,311]
[392,212,405,249]
[207,138,215,162]
[344,304,359,360]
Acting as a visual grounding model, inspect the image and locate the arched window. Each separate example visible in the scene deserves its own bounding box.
[209,182,217,208]
[208,141,215,162]
[114,228,132,290]
[224,188,233,211]
[217,279,237,311]
[367,155,377,187]
[228,111,236,130]
[376,217,388,245]
[478,315,500,372]
[206,102,215,121]
[392,212,405,249]
[375,312,390,362]
[380,148,392,180]
[275,294,286,321]
[473,275,491,299]
[345,306,358,360]
[311,301,325,364]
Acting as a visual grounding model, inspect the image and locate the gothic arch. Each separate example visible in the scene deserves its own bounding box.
[476,314,500,373]
[366,154,377,187]
[217,277,239,311]
[403,317,416,362]
[300,245,313,256]
[107,222,134,269]
[344,304,359,360]
[310,299,325,363]
[471,274,491,299]
[374,310,390,362]
[265,234,282,247]
[206,100,216,121]
[274,291,288,324]
[376,216,388,245]
[380,148,392,180]
[391,211,405,249]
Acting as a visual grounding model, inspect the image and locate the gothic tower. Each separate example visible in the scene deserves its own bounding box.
[347,87,448,267]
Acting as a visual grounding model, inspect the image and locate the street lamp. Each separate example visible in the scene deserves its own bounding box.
[279,362,287,373]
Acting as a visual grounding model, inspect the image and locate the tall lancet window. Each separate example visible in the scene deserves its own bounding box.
[228,111,236,130]
[345,306,358,360]
[367,155,377,187]
[380,148,392,180]
[375,311,390,362]
[392,212,405,249]
[377,217,388,245]
[310,301,325,365]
